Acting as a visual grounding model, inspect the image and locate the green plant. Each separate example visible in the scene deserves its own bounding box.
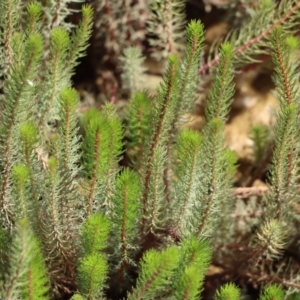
[1,0,300,300]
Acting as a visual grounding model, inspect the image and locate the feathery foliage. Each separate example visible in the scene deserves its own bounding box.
[3,219,49,300]
[260,284,285,300]
[147,0,186,60]
[172,129,203,234]
[173,237,212,300]
[127,246,180,300]
[189,42,236,238]
[126,91,153,166]
[214,283,241,300]
[111,169,141,270]
[77,213,110,299]
[82,104,123,215]
[120,47,147,95]
[267,26,300,221]
[1,1,300,299]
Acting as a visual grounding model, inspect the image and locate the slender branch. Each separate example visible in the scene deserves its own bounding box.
[141,60,177,234]
[233,186,269,198]
[1,43,38,228]
[199,0,300,74]
[86,128,100,217]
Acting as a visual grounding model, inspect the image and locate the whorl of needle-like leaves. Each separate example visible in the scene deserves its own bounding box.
[260,284,285,300]
[38,5,93,126]
[214,283,241,300]
[139,20,205,236]
[267,26,300,221]
[120,47,147,95]
[77,213,110,299]
[0,32,43,229]
[172,20,205,128]
[147,0,186,60]
[139,53,180,235]
[126,91,153,167]
[189,42,236,238]
[171,129,202,235]
[82,105,123,216]
[202,0,300,73]
[172,237,212,300]
[127,246,180,300]
[3,219,49,300]
[111,168,141,274]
